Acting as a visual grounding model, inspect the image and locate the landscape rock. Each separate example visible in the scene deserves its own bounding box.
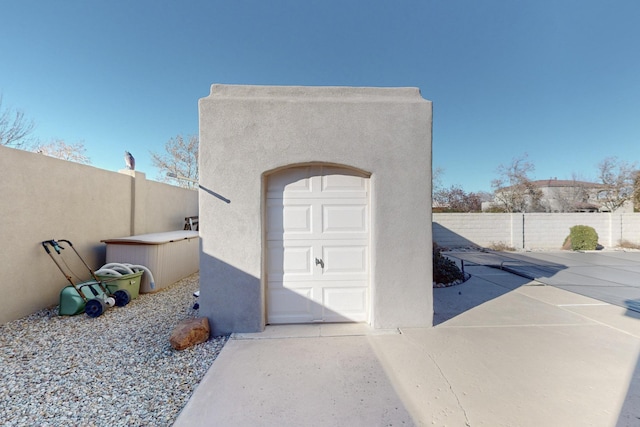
[170,317,210,351]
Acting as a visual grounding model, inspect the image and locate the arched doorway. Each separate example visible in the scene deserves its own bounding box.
[265,165,371,324]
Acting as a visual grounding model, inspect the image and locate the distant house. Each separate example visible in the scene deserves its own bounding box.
[483,178,632,213]
[534,179,603,212]
[432,199,450,213]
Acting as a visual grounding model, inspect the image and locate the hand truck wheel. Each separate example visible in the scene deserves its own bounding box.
[85,299,105,318]
[113,289,131,307]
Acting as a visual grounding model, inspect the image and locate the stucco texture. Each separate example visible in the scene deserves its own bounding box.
[198,85,433,335]
[0,145,198,324]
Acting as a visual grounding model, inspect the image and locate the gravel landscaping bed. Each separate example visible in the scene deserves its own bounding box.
[0,273,227,427]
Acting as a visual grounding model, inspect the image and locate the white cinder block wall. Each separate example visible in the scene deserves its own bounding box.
[433,213,640,250]
[432,214,513,248]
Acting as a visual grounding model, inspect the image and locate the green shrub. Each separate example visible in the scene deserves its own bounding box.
[568,225,599,251]
[433,245,465,284]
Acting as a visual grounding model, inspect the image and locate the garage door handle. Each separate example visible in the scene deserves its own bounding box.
[315,258,324,268]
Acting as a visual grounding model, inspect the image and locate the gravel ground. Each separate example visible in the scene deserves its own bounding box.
[0,273,228,427]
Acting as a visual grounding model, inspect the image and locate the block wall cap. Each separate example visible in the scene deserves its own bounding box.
[203,84,428,103]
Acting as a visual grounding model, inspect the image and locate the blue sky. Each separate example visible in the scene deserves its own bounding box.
[2,1,639,192]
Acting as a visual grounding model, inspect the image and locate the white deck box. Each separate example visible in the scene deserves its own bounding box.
[102,230,199,293]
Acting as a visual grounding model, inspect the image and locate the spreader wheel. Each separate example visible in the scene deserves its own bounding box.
[85,299,105,318]
[113,289,131,307]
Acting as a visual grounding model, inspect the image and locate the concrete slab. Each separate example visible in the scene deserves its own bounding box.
[567,252,640,266]
[555,285,640,312]
[232,323,400,340]
[175,256,640,427]
[506,251,589,266]
[616,266,640,274]
[516,251,640,267]
[173,334,415,427]
[560,304,640,339]
[435,266,593,328]
[552,265,640,285]
[449,250,640,314]
[515,282,610,306]
[515,285,640,337]
[443,250,508,267]
[462,265,538,290]
[366,333,471,426]
[437,287,596,328]
[398,324,640,427]
[434,274,509,325]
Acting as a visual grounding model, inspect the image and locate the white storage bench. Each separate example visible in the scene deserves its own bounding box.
[101,230,199,293]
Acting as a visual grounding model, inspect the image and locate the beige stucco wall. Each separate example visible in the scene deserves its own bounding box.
[199,84,433,335]
[0,144,198,324]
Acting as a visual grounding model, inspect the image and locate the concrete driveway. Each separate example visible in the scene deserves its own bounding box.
[174,262,640,426]
[445,250,640,313]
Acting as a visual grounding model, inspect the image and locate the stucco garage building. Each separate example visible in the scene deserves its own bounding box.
[198,84,433,336]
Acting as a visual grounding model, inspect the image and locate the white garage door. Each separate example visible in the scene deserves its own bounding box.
[266,165,370,324]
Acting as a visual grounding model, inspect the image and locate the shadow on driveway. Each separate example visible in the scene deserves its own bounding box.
[442,250,640,426]
[444,250,640,314]
[433,263,534,325]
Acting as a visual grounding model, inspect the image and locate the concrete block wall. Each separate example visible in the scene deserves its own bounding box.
[433,213,513,248]
[524,214,610,249]
[619,213,640,245]
[0,144,198,324]
[433,212,640,250]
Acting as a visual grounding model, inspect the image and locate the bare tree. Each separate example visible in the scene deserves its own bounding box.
[634,171,640,212]
[597,157,637,212]
[543,174,592,213]
[34,139,91,164]
[491,154,543,212]
[0,95,35,147]
[432,166,444,195]
[432,166,446,208]
[151,134,199,189]
[434,184,484,212]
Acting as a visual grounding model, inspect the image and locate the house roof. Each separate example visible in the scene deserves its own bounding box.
[498,179,605,192]
[529,179,605,188]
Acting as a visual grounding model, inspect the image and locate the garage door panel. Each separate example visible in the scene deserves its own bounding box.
[323,286,368,322]
[322,245,368,275]
[321,170,368,194]
[267,287,314,323]
[322,204,368,234]
[283,205,312,234]
[266,201,284,236]
[267,244,285,277]
[267,202,313,239]
[267,167,313,198]
[267,244,313,279]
